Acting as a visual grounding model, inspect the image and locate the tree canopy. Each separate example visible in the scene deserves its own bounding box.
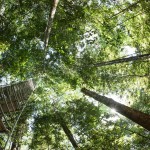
[0,0,150,149]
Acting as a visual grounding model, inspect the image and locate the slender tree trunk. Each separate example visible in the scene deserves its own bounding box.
[59,116,78,149]
[44,0,59,49]
[110,0,142,19]
[43,0,59,72]
[11,142,18,150]
[90,53,150,67]
[48,145,50,150]
[81,88,150,131]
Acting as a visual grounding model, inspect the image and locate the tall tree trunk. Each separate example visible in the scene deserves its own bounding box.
[43,0,59,72]
[48,145,50,150]
[0,145,3,150]
[110,0,142,19]
[44,0,59,49]
[59,116,78,149]
[89,53,150,67]
[11,141,19,150]
[81,88,150,131]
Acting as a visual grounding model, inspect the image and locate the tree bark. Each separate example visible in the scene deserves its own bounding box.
[11,141,18,150]
[90,53,150,67]
[59,116,79,149]
[44,0,59,49]
[81,88,150,131]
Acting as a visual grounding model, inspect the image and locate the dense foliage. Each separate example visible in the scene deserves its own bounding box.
[0,0,150,149]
